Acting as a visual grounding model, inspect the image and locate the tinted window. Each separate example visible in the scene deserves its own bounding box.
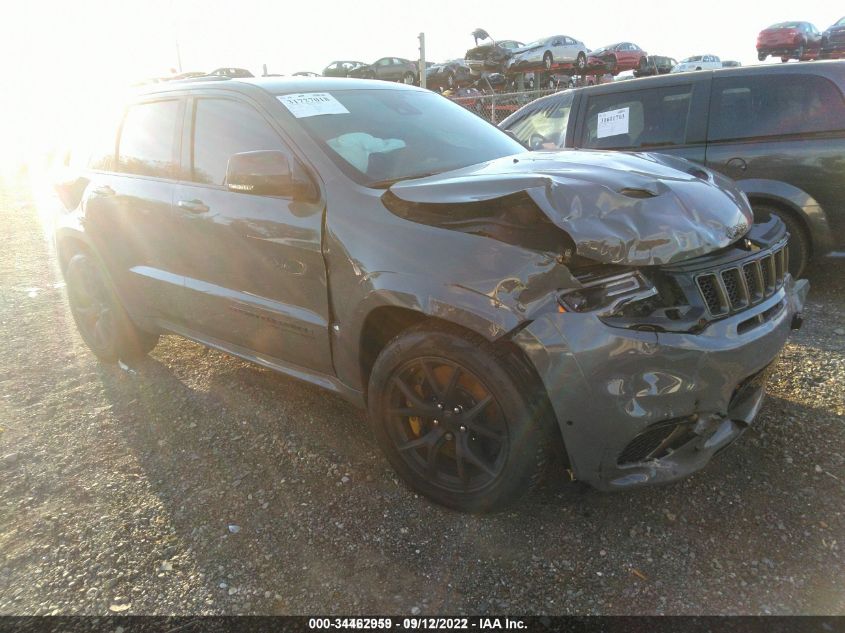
[192,99,286,185]
[117,100,179,178]
[506,92,575,149]
[582,84,694,149]
[708,74,845,142]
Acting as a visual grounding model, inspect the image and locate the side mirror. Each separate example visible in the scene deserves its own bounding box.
[226,150,298,197]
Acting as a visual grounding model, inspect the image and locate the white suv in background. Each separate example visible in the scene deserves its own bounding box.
[671,54,722,72]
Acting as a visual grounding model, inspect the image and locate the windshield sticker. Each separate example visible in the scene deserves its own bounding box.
[277,93,349,118]
[597,107,629,138]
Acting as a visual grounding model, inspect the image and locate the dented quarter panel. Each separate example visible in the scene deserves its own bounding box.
[389,150,754,266]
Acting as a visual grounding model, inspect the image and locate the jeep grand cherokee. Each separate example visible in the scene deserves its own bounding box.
[54,78,807,512]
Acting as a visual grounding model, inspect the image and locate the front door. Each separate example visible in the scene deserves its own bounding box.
[174,95,332,373]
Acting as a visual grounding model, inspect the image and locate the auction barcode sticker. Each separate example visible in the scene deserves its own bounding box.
[596,107,629,138]
[277,93,350,118]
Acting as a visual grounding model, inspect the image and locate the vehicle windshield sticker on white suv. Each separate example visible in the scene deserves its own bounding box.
[597,107,630,138]
[277,93,350,118]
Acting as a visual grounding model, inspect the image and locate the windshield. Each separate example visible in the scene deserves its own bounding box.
[836,17,845,26]
[682,56,702,63]
[770,22,801,29]
[283,89,524,187]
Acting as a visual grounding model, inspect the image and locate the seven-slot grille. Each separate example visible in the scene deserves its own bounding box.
[694,242,788,317]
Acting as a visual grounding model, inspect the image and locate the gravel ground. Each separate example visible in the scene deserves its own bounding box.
[0,173,843,616]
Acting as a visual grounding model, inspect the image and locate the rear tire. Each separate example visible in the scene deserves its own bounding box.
[575,52,587,71]
[368,324,553,513]
[752,203,810,277]
[402,71,416,85]
[65,253,159,363]
[543,52,553,70]
[758,52,767,61]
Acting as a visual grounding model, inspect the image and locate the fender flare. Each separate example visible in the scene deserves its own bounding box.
[735,178,833,255]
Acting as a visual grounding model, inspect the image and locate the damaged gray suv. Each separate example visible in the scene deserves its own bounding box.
[55,78,808,512]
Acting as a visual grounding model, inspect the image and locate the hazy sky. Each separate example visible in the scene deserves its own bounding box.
[0,0,841,163]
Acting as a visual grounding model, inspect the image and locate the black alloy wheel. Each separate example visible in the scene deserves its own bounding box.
[65,253,158,362]
[384,357,509,493]
[368,325,553,512]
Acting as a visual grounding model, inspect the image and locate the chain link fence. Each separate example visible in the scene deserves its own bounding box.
[448,88,559,124]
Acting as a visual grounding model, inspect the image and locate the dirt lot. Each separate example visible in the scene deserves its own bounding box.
[0,173,843,615]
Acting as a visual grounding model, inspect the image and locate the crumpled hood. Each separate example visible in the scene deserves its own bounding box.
[387,150,753,266]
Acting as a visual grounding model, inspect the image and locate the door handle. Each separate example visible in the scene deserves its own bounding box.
[177,199,210,214]
[725,157,747,172]
[92,185,114,196]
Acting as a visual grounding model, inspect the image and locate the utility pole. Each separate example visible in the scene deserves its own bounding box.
[175,38,183,73]
[418,32,426,89]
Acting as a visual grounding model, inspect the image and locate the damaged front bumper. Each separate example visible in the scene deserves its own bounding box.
[514,273,808,491]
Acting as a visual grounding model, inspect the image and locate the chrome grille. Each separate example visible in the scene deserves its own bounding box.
[695,242,787,317]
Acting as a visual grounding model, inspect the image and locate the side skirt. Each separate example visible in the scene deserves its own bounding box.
[156,319,365,409]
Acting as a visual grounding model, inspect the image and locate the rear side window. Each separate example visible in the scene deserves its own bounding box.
[506,92,574,149]
[192,99,287,185]
[117,100,180,178]
[708,74,845,141]
[581,84,693,149]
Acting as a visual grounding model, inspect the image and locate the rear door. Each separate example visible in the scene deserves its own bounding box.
[173,94,332,372]
[86,97,186,322]
[704,71,845,240]
[572,77,711,164]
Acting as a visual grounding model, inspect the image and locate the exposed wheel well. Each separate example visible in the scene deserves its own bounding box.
[358,306,569,465]
[56,236,92,273]
[746,195,813,257]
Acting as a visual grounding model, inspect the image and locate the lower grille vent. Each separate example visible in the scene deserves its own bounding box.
[617,419,696,465]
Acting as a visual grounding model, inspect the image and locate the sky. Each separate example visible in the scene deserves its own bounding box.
[0,0,841,167]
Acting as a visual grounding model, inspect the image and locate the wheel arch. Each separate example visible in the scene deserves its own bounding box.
[356,304,569,464]
[736,178,833,256]
[55,227,97,274]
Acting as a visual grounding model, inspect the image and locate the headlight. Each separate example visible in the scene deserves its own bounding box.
[559,271,656,313]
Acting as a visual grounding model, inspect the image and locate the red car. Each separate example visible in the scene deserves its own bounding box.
[757,21,822,62]
[587,42,647,75]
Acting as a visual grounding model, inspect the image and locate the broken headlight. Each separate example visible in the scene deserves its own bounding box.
[559,271,657,313]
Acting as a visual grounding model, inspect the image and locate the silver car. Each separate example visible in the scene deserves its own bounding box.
[507,35,589,72]
[670,54,722,73]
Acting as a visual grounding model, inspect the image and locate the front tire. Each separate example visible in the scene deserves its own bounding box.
[543,52,553,70]
[368,325,553,513]
[65,253,159,362]
[752,203,810,277]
